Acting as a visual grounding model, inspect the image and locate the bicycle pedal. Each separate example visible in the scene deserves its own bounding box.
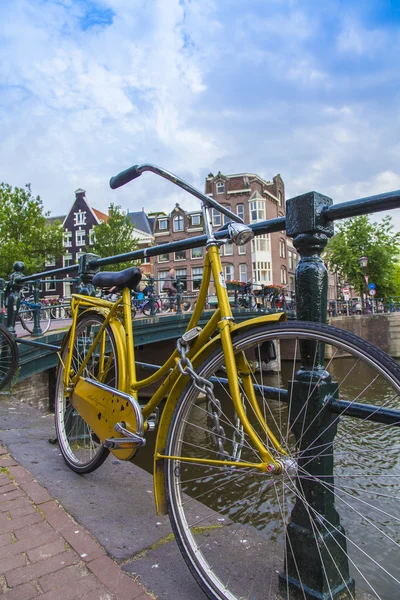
[105,423,146,449]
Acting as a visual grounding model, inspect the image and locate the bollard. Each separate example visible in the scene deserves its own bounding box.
[31,280,43,337]
[280,191,355,599]
[176,279,183,315]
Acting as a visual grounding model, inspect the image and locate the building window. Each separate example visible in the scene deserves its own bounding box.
[281,266,287,285]
[224,243,233,256]
[252,261,271,283]
[158,253,170,263]
[141,256,150,264]
[237,204,244,221]
[45,256,55,267]
[289,275,295,291]
[239,264,247,282]
[174,250,186,261]
[192,267,204,290]
[45,277,56,292]
[280,239,286,258]
[238,244,246,255]
[288,251,294,270]
[76,230,86,246]
[173,215,184,232]
[278,190,283,206]
[224,264,234,281]
[251,235,270,253]
[191,247,203,259]
[157,270,168,293]
[63,254,73,267]
[216,181,225,194]
[175,268,187,291]
[250,200,265,222]
[74,211,86,226]
[212,209,221,227]
[76,252,85,262]
[222,205,232,225]
[89,229,95,245]
[191,214,201,226]
[159,218,168,230]
[63,231,72,247]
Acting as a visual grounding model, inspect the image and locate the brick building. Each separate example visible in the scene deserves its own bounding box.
[151,170,299,293]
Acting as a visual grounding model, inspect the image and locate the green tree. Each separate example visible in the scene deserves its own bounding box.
[0,183,63,278]
[90,203,139,270]
[324,215,400,298]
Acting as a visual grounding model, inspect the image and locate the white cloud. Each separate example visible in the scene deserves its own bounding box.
[0,0,399,236]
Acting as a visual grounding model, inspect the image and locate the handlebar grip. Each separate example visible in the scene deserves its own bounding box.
[109,165,142,189]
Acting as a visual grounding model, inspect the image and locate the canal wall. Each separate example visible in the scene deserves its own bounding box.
[329,312,400,357]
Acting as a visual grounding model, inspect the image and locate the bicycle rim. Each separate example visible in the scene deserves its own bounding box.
[165,321,400,600]
[55,313,118,473]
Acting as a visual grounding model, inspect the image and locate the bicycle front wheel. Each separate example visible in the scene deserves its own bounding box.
[55,312,120,473]
[0,325,18,389]
[165,321,400,600]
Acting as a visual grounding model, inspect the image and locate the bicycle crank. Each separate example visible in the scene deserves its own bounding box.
[70,378,145,460]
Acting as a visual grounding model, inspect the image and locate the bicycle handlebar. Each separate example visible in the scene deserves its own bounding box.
[109,163,244,225]
[109,165,142,189]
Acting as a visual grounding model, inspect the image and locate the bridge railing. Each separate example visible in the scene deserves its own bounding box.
[4,184,400,600]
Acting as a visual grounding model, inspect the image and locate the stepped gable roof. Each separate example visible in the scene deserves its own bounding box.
[127,210,153,234]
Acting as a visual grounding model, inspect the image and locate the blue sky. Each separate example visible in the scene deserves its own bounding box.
[1,0,400,228]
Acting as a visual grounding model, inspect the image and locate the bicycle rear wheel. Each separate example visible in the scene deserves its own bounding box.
[55,312,120,473]
[20,308,51,334]
[0,325,18,389]
[165,321,400,600]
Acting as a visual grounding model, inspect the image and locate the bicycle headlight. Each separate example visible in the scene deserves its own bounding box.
[227,222,254,246]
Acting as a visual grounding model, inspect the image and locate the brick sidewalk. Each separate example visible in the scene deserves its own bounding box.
[0,445,154,600]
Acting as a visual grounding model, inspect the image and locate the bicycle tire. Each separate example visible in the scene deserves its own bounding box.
[54,312,120,474]
[165,321,400,600]
[50,306,67,320]
[181,300,192,312]
[142,301,151,316]
[20,308,51,334]
[0,325,18,389]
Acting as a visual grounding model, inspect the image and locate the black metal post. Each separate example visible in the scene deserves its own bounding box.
[0,278,5,325]
[176,279,183,315]
[31,280,43,337]
[78,254,100,297]
[148,278,156,316]
[5,262,25,335]
[280,191,354,599]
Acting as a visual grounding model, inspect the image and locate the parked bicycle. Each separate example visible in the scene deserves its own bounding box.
[160,292,192,313]
[131,292,162,317]
[0,323,18,389]
[53,164,400,600]
[18,294,51,334]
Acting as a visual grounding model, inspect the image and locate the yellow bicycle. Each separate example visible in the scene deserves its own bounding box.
[54,165,400,600]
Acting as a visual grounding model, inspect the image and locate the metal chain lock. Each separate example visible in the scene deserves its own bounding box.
[177,329,244,462]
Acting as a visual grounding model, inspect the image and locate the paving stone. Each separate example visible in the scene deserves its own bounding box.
[5,550,79,587]
[0,552,27,576]
[8,466,34,486]
[38,575,102,600]
[18,482,52,506]
[0,489,25,505]
[0,582,38,600]
[87,556,145,600]
[0,530,60,561]
[1,511,43,535]
[27,538,68,563]
[38,563,90,593]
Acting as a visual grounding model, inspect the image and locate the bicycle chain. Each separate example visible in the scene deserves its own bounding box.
[177,332,244,462]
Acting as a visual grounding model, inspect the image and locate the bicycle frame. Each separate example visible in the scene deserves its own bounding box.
[62,199,286,515]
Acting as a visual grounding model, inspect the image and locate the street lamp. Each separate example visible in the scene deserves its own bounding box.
[358,255,369,314]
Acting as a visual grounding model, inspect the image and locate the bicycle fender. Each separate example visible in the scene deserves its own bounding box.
[153,311,286,515]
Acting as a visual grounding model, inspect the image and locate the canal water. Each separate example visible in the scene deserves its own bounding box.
[134,356,400,599]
